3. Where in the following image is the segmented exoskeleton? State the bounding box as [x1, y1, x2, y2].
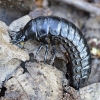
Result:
[10, 16, 91, 90]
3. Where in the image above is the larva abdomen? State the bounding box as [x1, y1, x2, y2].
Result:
[60, 19, 91, 89]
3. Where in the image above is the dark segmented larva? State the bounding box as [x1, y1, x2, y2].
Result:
[10, 16, 91, 90]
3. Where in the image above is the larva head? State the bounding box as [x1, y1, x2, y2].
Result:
[10, 30, 26, 45]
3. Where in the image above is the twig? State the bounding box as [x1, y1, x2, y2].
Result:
[53, 0, 100, 15]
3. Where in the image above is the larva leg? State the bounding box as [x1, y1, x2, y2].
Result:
[34, 42, 49, 63]
[34, 43, 44, 58]
[50, 45, 56, 65]
[38, 37, 49, 62]
[50, 38, 56, 65]
[44, 44, 49, 63]
[35, 37, 49, 62]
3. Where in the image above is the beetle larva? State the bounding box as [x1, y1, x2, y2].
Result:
[10, 16, 91, 90]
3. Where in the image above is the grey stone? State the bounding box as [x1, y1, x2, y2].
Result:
[4, 62, 64, 100]
[80, 83, 100, 100]
[0, 21, 29, 88]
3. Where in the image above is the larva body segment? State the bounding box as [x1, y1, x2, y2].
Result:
[11, 16, 91, 90]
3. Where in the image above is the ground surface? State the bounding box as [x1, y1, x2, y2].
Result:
[0, 0, 100, 100]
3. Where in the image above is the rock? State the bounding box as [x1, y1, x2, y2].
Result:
[0, 59, 21, 90]
[62, 82, 100, 100]
[0, 21, 11, 43]
[80, 83, 100, 100]
[85, 16, 100, 30]
[0, 21, 29, 64]
[9, 15, 31, 31]
[63, 87, 81, 100]
[0, 21, 29, 89]
[83, 16, 100, 39]
[83, 17, 100, 86]
[29, 7, 52, 19]
[3, 62, 64, 100]
[0, 0, 35, 11]
[0, 0, 36, 25]
[87, 59, 100, 85]
[9, 7, 52, 31]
